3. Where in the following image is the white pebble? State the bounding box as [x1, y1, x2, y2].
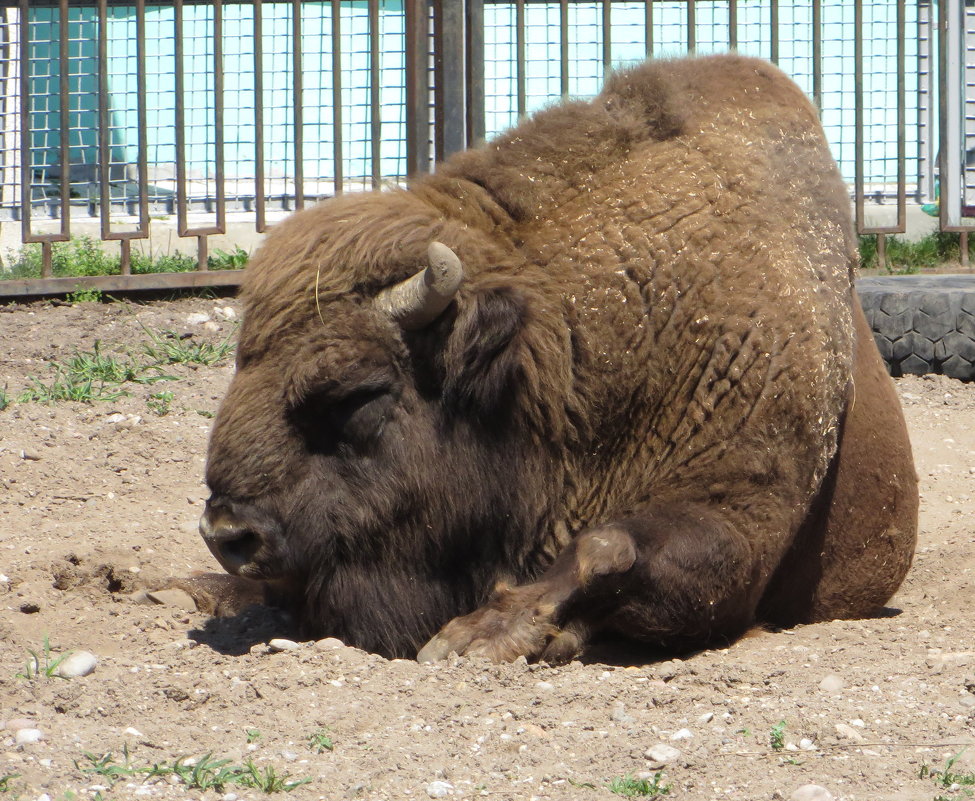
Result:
[56, 651, 98, 678]
[669, 727, 693, 741]
[535, 681, 555, 692]
[268, 638, 300, 652]
[818, 674, 845, 692]
[644, 743, 681, 765]
[426, 780, 455, 798]
[124, 727, 143, 737]
[790, 784, 834, 801]
[186, 312, 211, 325]
[799, 738, 816, 751]
[698, 711, 715, 723]
[835, 723, 864, 741]
[15, 727, 43, 745]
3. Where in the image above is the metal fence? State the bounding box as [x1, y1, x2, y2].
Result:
[0, 0, 971, 297]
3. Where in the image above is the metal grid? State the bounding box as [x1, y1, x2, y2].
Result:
[0, 0, 968, 297]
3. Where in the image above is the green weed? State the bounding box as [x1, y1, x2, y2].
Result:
[77, 750, 309, 794]
[859, 231, 975, 274]
[0, 386, 9, 411]
[147, 390, 175, 416]
[0, 774, 19, 792]
[246, 728, 262, 744]
[920, 750, 975, 797]
[308, 728, 334, 753]
[141, 326, 236, 367]
[769, 720, 787, 751]
[16, 636, 72, 680]
[66, 287, 104, 303]
[209, 246, 249, 270]
[607, 773, 670, 797]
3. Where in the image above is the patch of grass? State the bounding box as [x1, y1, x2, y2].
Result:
[147, 390, 175, 416]
[607, 773, 670, 797]
[0, 774, 19, 792]
[78, 751, 309, 794]
[921, 750, 975, 798]
[769, 720, 787, 752]
[66, 287, 104, 303]
[141, 326, 236, 367]
[0, 386, 9, 411]
[16, 636, 71, 680]
[308, 728, 334, 753]
[18, 342, 175, 405]
[246, 728, 262, 744]
[196, 408, 215, 419]
[3, 236, 249, 282]
[859, 231, 975, 274]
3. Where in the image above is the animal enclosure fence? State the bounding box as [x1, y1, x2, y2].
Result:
[0, 0, 970, 297]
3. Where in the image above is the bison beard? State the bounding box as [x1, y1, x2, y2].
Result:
[184, 54, 918, 662]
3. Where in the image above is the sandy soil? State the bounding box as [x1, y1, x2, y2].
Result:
[1, 297, 973, 801]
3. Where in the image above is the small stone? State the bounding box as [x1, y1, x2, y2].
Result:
[19, 601, 40, 614]
[611, 702, 634, 724]
[818, 674, 845, 692]
[4, 718, 35, 731]
[124, 727, 144, 737]
[644, 743, 681, 766]
[314, 638, 346, 650]
[790, 784, 834, 801]
[186, 312, 211, 325]
[656, 660, 679, 681]
[268, 638, 300, 652]
[15, 728, 43, 745]
[834, 723, 864, 742]
[798, 738, 816, 751]
[535, 681, 555, 692]
[698, 711, 715, 723]
[215, 306, 237, 322]
[670, 728, 693, 741]
[426, 780, 455, 798]
[146, 589, 198, 612]
[129, 590, 155, 606]
[56, 650, 97, 678]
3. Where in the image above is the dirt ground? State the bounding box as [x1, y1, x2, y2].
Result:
[1, 296, 973, 801]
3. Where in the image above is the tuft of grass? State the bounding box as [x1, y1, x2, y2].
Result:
[147, 390, 175, 416]
[246, 728, 262, 744]
[209, 246, 250, 270]
[859, 231, 975, 274]
[308, 728, 334, 753]
[66, 287, 104, 303]
[18, 342, 175, 405]
[141, 326, 236, 367]
[0, 774, 19, 793]
[607, 773, 670, 798]
[920, 750, 975, 797]
[0, 385, 9, 411]
[16, 636, 72, 680]
[77, 750, 309, 794]
[769, 720, 787, 752]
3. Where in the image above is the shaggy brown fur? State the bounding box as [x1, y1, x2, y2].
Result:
[192, 54, 917, 661]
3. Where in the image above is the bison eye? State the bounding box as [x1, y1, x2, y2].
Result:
[291, 388, 394, 455]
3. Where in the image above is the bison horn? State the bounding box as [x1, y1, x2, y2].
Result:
[374, 242, 464, 330]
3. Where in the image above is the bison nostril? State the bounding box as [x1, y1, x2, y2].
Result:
[201, 517, 263, 575]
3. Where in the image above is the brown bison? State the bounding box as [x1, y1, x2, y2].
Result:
[192, 54, 918, 662]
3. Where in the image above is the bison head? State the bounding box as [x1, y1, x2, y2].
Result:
[198, 205, 575, 657]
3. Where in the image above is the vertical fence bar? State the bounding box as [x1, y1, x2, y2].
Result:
[332, 0, 344, 192]
[728, 0, 737, 50]
[18, 0, 71, 279]
[253, 0, 267, 230]
[686, 0, 695, 53]
[812, 0, 821, 112]
[559, 0, 568, 97]
[853, 0, 864, 234]
[404, 0, 428, 178]
[97, 0, 149, 275]
[292, 0, 304, 209]
[466, 0, 485, 146]
[434, 0, 466, 160]
[602, 0, 611, 75]
[369, 0, 381, 187]
[769, 0, 778, 64]
[645, 0, 653, 57]
[174, 0, 225, 271]
[516, 0, 526, 117]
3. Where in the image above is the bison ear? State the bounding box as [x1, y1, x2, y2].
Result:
[441, 285, 528, 419]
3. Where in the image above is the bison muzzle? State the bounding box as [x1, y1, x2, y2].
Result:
[187, 54, 918, 662]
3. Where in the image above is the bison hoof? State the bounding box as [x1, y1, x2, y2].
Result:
[416, 585, 583, 664]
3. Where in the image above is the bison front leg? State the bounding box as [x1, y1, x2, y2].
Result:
[417, 503, 756, 664]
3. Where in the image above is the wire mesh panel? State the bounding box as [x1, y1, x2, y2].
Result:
[0, 0, 968, 296]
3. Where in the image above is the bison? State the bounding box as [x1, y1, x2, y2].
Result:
[190, 54, 918, 662]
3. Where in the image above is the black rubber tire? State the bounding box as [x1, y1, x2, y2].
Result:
[857, 275, 975, 381]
